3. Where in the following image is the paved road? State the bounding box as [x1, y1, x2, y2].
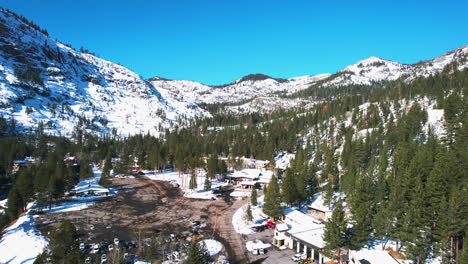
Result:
[247, 227, 297, 264]
[215, 198, 251, 264]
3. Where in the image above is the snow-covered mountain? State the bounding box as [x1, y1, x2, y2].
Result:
[150, 46, 467, 111]
[149, 73, 331, 105]
[0, 8, 209, 136]
[324, 46, 468, 86]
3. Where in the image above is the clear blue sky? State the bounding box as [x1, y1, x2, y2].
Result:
[3, 0, 468, 85]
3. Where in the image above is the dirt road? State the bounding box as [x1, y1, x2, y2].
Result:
[214, 198, 250, 264]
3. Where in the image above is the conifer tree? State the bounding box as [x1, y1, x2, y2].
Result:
[204, 174, 211, 191]
[251, 187, 258, 206]
[186, 241, 210, 264]
[245, 204, 253, 222]
[189, 173, 197, 190]
[349, 172, 375, 249]
[15, 168, 34, 210]
[6, 185, 24, 219]
[323, 200, 349, 263]
[281, 167, 297, 206]
[263, 175, 283, 219]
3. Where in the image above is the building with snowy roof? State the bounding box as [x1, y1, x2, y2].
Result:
[273, 208, 328, 264]
[306, 192, 334, 222]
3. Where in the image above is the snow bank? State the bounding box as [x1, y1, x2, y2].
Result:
[184, 190, 217, 200]
[230, 189, 251, 199]
[246, 240, 272, 252]
[200, 239, 223, 257]
[0, 212, 48, 264]
[232, 197, 266, 234]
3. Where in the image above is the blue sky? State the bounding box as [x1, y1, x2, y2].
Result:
[3, 0, 468, 84]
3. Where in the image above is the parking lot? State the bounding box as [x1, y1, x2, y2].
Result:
[246, 225, 298, 264]
[35, 176, 231, 263]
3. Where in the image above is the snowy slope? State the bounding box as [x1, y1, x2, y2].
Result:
[0, 8, 209, 136]
[150, 73, 331, 104]
[324, 45, 468, 87]
[149, 46, 467, 112]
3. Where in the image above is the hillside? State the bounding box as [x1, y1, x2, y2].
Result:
[0, 8, 209, 136]
[150, 46, 467, 114]
[149, 73, 331, 105]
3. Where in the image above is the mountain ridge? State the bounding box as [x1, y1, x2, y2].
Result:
[0, 8, 209, 136]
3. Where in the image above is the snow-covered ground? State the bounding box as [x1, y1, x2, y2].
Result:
[0, 169, 113, 264]
[230, 189, 251, 200]
[245, 240, 272, 252]
[0, 205, 48, 264]
[0, 198, 7, 214]
[145, 169, 228, 200]
[274, 152, 295, 170]
[200, 239, 223, 257]
[232, 197, 266, 235]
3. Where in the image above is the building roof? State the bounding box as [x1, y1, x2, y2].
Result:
[283, 208, 326, 249]
[307, 192, 333, 213]
[73, 180, 109, 194]
[229, 169, 260, 179]
[276, 223, 289, 232]
[350, 248, 400, 264]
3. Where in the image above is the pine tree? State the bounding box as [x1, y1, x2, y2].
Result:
[79, 159, 93, 179]
[323, 200, 349, 263]
[245, 204, 253, 222]
[204, 174, 211, 191]
[281, 167, 297, 206]
[47, 220, 81, 263]
[263, 175, 283, 219]
[251, 187, 258, 206]
[189, 173, 197, 190]
[349, 172, 375, 249]
[6, 185, 24, 219]
[186, 241, 210, 264]
[15, 168, 34, 211]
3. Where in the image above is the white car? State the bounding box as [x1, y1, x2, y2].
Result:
[91, 244, 100, 254]
[292, 254, 305, 262]
[114, 238, 119, 245]
[108, 244, 114, 251]
[101, 254, 107, 263]
[79, 243, 85, 251]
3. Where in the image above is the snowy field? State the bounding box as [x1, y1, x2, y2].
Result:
[0, 205, 48, 264]
[145, 170, 229, 200]
[0, 169, 114, 264]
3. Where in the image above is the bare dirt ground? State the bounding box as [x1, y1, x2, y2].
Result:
[213, 199, 251, 264]
[36, 175, 250, 263]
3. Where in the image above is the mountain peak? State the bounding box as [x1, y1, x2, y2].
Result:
[235, 73, 286, 83]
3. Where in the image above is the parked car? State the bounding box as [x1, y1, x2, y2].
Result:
[292, 253, 306, 262]
[108, 244, 114, 251]
[191, 220, 201, 226]
[250, 225, 267, 232]
[266, 220, 276, 228]
[101, 254, 107, 263]
[114, 238, 119, 245]
[84, 257, 91, 263]
[79, 243, 85, 251]
[91, 244, 100, 254]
